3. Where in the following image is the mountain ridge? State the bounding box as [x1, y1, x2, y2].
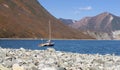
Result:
[73, 12, 120, 39]
[0, 0, 93, 39]
[60, 12, 120, 40]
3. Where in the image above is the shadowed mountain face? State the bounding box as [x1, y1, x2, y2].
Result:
[59, 18, 76, 25]
[0, 0, 93, 39]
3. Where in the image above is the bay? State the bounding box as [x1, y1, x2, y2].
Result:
[0, 39, 120, 55]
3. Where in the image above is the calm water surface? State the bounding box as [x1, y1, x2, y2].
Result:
[0, 40, 120, 55]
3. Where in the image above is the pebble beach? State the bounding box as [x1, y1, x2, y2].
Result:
[0, 47, 120, 70]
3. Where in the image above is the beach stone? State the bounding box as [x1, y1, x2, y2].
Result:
[0, 51, 6, 58]
[47, 48, 55, 52]
[93, 59, 104, 64]
[2, 60, 14, 68]
[3, 56, 17, 67]
[32, 66, 38, 70]
[88, 67, 100, 70]
[0, 64, 9, 70]
[1, 47, 120, 70]
[0, 58, 3, 63]
[12, 63, 24, 70]
[19, 47, 26, 53]
[41, 67, 57, 70]
[57, 67, 66, 70]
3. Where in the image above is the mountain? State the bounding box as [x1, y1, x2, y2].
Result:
[59, 18, 76, 25]
[71, 12, 120, 40]
[0, 0, 93, 39]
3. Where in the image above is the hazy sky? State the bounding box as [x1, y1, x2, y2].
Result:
[38, 0, 120, 20]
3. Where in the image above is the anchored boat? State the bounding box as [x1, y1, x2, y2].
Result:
[39, 20, 54, 47]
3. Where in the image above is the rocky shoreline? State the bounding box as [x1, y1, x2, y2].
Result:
[0, 47, 120, 70]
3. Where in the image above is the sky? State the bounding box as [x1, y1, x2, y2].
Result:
[38, 0, 120, 20]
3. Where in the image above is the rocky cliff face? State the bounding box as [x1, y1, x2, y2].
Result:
[70, 12, 120, 40]
[0, 0, 93, 39]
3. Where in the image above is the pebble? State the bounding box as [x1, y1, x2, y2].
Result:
[0, 48, 120, 70]
[0, 64, 9, 70]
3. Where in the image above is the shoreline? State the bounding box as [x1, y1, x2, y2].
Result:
[0, 38, 94, 40]
[0, 47, 120, 70]
[0, 38, 117, 40]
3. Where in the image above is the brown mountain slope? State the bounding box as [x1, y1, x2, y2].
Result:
[0, 0, 93, 39]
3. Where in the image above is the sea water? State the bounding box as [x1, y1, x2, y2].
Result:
[0, 39, 120, 55]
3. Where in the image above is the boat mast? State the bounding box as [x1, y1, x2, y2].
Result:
[49, 20, 51, 41]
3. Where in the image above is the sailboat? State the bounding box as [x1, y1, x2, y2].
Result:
[39, 20, 54, 47]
